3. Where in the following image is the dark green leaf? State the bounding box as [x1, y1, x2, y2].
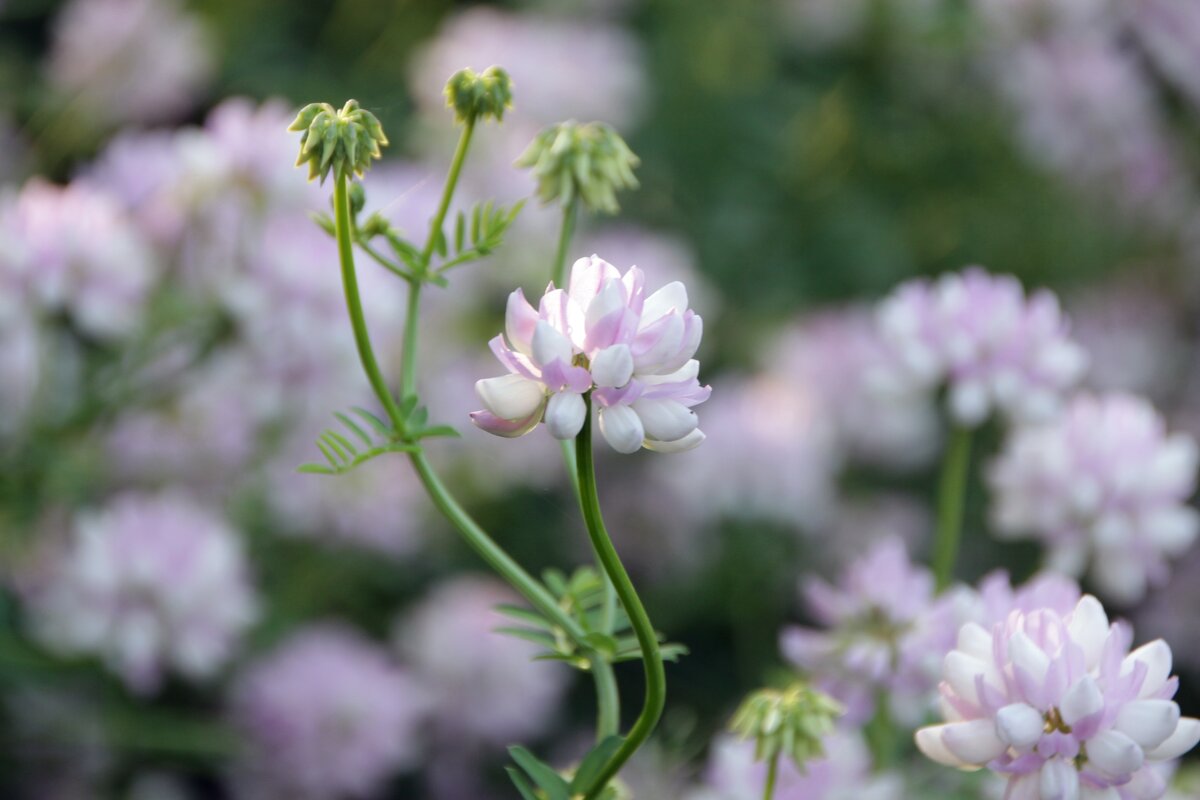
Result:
[506, 767, 540, 800]
[509, 746, 569, 800]
[569, 736, 625, 793]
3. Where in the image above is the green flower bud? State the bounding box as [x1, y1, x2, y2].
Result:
[349, 182, 367, 215]
[444, 66, 514, 125]
[516, 121, 640, 215]
[289, 99, 388, 183]
[730, 680, 843, 771]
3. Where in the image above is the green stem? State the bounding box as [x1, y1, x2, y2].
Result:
[575, 396, 666, 799]
[763, 753, 780, 800]
[549, 198, 622, 743]
[551, 195, 580, 288]
[865, 692, 897, 770]
[933, 425, 973, 592]
[400, 282, 422, 399]
[334, 170, 404, 427]
[408, 451, 586, 642]
[421, 120, 476, 267]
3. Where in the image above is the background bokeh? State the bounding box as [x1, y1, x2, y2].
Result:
[1, 0, 1200, 797]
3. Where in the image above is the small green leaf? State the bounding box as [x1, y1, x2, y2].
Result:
[569, 735, 625, 793]
[583, 632, 619, 659]
[494, 626, 558, 650]
[542, 569, 569, 596]
[351, 406, 393, 438]
[408, 404, 429, 430]
[454, 211, 466, 252]
[433, 226, 448, 258]
[416, 425, 461, 439]
[335, 412, 373, 446]
[506, 767, 540, 800]
[509, 746, 569, 800]
[297, 463, 335, 475]
[327, 430, 359, 457]
[494, 604, 555, 631]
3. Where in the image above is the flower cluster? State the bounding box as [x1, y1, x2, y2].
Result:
[780, 537, 971, 724]
[916, 595, 1200, 799]
[988, 393, 1200, 603]
[874, 267, 1087, 426]
[472, 255, 710, 453]
[25, 493, 258, 693]
[230, 626, 427, 799]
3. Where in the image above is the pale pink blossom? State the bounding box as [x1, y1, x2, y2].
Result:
[916, 595, 1200, 799]
[472, 255, 710, 453]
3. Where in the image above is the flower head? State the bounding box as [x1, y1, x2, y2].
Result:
[874, 267, 1086, 426]
[781, 536, 972, 724]
[471, 255, 710, 454]
[517, 121, 640, 214]
[988, 393, 1199, 603]
[230, 626, 426, 799]
[25, 493, 258, 693]
[916, 595, 1200, 800]
[444, 66, 514, 124]
[289, 99, 388, 182]
[730, 681, 843, 768]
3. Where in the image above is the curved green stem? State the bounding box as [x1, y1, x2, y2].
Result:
[334, 170, 404, 427]
[550, 195, 580, 289]
[408, 451, 585, 642]
[933, 425, 973, 592]
[593, 654, 620, 740]
[762, 754, 780, 800]
[575, 396, 666, 799]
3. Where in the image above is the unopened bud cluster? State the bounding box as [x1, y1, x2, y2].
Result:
[730, 681, 843, 769]
[289, 99, 388, 183]
[517, 121, 639, 214]
[444, 66, 513, 125]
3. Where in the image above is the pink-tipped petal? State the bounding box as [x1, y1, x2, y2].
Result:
[505, 288, 539, 356]
[470, 407, 543, 438]
[475, 374, 545, 421]
[544, 392, 586, 440]
[630, 397, 697, 443]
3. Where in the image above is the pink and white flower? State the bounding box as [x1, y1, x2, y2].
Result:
[916, 595, 1200, 800]
[472, 255, 710, 454]
[874, 267, 1087, 426]
[988, 393, 1199, 604]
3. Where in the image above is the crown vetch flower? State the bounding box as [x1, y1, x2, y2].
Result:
[916, 595, 1200, 800]
[874, 267, 1086, 426]
[25, 492, 257, 693]
[988, 393, 1199, 604]
[780, 537, 971, 724]
[471, 255, 710, 454]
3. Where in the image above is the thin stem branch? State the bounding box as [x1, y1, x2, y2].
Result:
[334, 170, 404, 427]
[408, 451, 585, 642]
[593, 654, 620, 740]
[576, 396, 666, 799]
[933, 425, 973, 592]
[762, 754, 780, 800]
[551, 195, 580, 289]
[356, 238, 416, 282]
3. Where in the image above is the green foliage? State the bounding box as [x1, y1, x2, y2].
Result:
[435, 200, 525, 273]
[296, 401, 458, 476]
[494, 567, 688, 669]
[730, 680, 844, 771]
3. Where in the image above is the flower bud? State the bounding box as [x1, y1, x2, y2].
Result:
[729, 681, 843, 769]
[289, 99, 388, 183]
[444, 66, 514, 125]
[516, 121, 640, 214]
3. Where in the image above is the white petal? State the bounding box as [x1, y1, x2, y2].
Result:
[532, 319, 574, 368]
[944, 651, 987, 707]
[644, 428, 705, 454]
[1114, 700, 1180, 750]
[915, 725, 971, 768]
[1145, 717, 1200, 761]
[1005, 771, 1041, 800]
[640, 358, 699, 386]
[1009, 630, 1050, 685]
[1086, 730, 1144, 777]
[630, 398, 697, 443]
[591, 344, 634, 388]
[640, 281, 688, 325]
[544, 392, 586, 440]
[475, 374, 545, 421]
[585, 279, 628, 340]
[1038, 758, 1080, 800]
[956, 623, 993, 661]
[949, 380, 989, 425]
[1121, 767, 1166, 800]
[941, 718, 1008, 765]
[1061, 675, 1104, 726]
[1067, 595, 1109, 672]
[995, 703, 1044, 749]
[598, 405, 644, 454]
[1122, 640, 1172, 699]
[1078, 788, 1119, 800]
